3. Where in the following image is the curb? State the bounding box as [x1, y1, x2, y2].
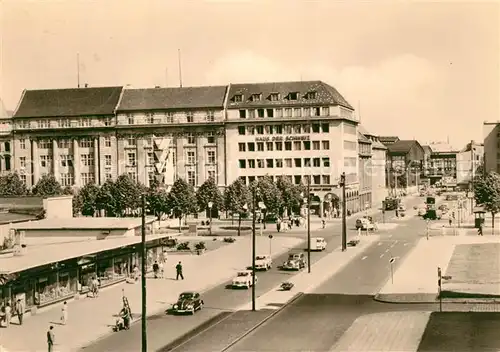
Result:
[373, 293, 500, 304]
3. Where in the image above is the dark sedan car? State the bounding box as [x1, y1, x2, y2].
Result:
[170, 291, 204, 314]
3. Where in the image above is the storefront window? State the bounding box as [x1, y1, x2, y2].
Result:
[79, 263, 96, 293]
[11, 280, 34, 308]
[58, 270, 77, 297]
[113, 255, 129, 279]
[97, 258, 115, 286]
[34, 274, 58, 305]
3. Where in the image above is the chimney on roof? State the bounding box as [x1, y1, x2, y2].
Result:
[84, 83, 89, 88]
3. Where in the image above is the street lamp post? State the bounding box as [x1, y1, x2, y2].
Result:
[426, 219, 430, 240]
[140, 194, 147, 352]
[340, 173, 347, 251]
[249, 192, 257, 311]
[207, 201, 213, 236]
[268, 234, 273, 257]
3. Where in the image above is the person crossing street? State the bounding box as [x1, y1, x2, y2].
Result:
[176, 261, 184, 280]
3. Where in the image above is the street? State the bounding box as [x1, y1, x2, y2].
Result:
[81, 196, 424, 351]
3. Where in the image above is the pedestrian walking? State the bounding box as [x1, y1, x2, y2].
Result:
[449, 218, 452, 227]
[158, 261, 164, 278]
[60, 301, 68, 325]
[4, 303, 11, 327]
[176, 261, 184, 280]
[153, 261, 160, 279]
[15, 299, 24, 325]
[321, 219, 326, 229]
[47, 326, 55, 352]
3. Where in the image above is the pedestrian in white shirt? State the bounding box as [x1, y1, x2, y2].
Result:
[60, 301, 68, 325]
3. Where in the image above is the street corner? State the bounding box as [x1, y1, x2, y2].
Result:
[330, 311, 431, 352]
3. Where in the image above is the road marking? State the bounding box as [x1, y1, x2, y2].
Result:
[380, 253, 385, 258]
[361, 256, 368, 261]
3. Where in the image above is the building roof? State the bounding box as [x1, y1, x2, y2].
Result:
[358, 131, 372, 143]
[0, 98, 10, 120]
[13, 86, 123, 118]
[460, 141, 484, 153]
[372, 140, 388, 150]
[387, 140, 420, 154]
[0, 232, 170, 274]
[378, 136, 400, 145]
[422, 145, 433, 154]
[358, 125, 373, 136]
[429, 142, 458, 153]
[117, 86, 228, 111]
[226, 80, 353, 110]
[13, 216, 156, 231]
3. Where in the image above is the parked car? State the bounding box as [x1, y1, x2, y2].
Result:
[288, 252, 307, 267]
[171, 291, 204, 314]
[253, 255, 272, 270]
[309, 237, 327, 251]
[356, 218, 374, 230]
[232, 270, 257, 289]
[281, 259, 303, 271]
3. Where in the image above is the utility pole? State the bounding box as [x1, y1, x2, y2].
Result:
[340, 172, 347, 251]
[307, 175, 311, 273]
[251, 189, 256, 311]
[141, 194, 147, 352]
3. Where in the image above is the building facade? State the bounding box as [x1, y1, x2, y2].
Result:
[0, 99, 12, 176]
[360, 127, 387, 207]
[357, 131, 372, 211]
[426, 143, 458, 187]
[483, 122, 500, 174]
[456, 141, 484, 189]
[385, 140, 425, 194]
[224, 81, 360, 215]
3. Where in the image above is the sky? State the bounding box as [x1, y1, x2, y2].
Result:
[1, 0, 499, 148]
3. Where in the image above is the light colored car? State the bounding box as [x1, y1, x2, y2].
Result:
[309, 237, 327, 251]
[281, 259, 303, 271]
[254, 255, 272, 270]
[356, 218, 374, 230]
[232, 270, 257, 289]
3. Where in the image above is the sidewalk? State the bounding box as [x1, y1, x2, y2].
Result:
[0, 236, 303, 352]
[375, 235, 500, 303]
[330, 312, 430, 352]
[237, 235, 380, 311]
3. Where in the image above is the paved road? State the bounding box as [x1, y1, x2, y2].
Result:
[81, 196, 422, 352]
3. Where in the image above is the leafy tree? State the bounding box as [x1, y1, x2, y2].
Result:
[72, 193, 83, 216]
[62, 186, 74, 195]
[224, 179, 250, 236]
[196, 177, 223, 217]
[32, 174, 62, 197]
[252, 175, 282, 228]
[474, 171, 500, 230]
[96, 179, 119, 216]
[0, 172, 27, 196]
[146, 178, 170, 221]
[113, 174, 143, 216]
[168, 178, 197, 228]
[277, 177, 305, 217]
[77, 183, 101, 216]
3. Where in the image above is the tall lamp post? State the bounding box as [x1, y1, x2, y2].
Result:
[340, 173, 347, 251]
[207, 201, 213, 236]
[140, 194, 147, 352]
[300, 181, 312, 273]
[249, 192, 257, 311]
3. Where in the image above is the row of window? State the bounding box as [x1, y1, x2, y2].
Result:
[238, 140, 330, 152]
[239, 157, 331, 169]
[124, 111, 216, 125]
[238, 106, 330, 119]
[233, 91, 318, 103]
[237, 123, 329, 136]
[238, 174, 331, 186]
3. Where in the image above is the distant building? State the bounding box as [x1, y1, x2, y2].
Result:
[483, 122, 500, 174]
[0, 98, 12, 176]
[426, 142, 459, 186]
[378, 136, 400, 146]
[385, 140, 425, 193]
[456, 141, 484, 189]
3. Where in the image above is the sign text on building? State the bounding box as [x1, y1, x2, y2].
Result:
[255, 135, 310, 142]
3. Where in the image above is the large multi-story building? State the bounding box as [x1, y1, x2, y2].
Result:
[426, 142, 458, 187]
[456, 140, 484, 190]
[9, 80, 376, 214]
[224, 81, 359, 215]
[359, 127, 387, 207]
[384, 140, 425, 194]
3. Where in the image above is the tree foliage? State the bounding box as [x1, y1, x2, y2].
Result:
[224, 179, 250, 236]
[277, 177, 304, 216]
[252, 175, 282, 227]
[168, 178, 197, 227]
[96, 179, 119, 216]
[32, 174, 62, 197]
[0, 172, 27, 196]
[474, 171, 500, 228]
[146, 178, 170, 221]
[113, 174, 143, 216]
[77, 183, 100, 216]
[196, 177, 223, 213]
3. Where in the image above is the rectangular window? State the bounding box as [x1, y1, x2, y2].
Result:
[312, 107, 320, 116]
[293, 125, 301, 134]
[58, 119, 71, 128]
[276, 159, 283, 168]
[127, 171, 137, 182]
[60, 155, 73, 167]
[60, 173, 74, 187]
[294, 158, 302, 167]
[38, 140, 52, 149]
[207, 170, 216, 181]
[58, 139, 70, 149]
[322, 140, 330, 150]
[285, 142, 292, 151]
[303, 108, 310, 117]
[257, 142, 264, 151]
[303, 124, 311, 133]
[81, 173, 95, 186]
[321, 107, 329, 116]
[186, 112, 194, 123]
[275, 109, 283, 118]
[238, 143, 246, 152]
[293, 141, 301, 151]
[19, 157, 26, 168]
[207, 132, 215, 144]
[293, 108, 301, 117]
[284, 125, 292, 134]
[206, 111, 215, 122]
[38, 120, 50, 128]
[187, 171, 196, 186]
[322, 123, 329, 133]
[81, 154, 94, 166]
[312, 124, 320, 133]
[275, 125, 283, 134]
[266, 159, 274, 168]
[239, 110, 247, 119]
[304, 141, 311, 150]
[145, 113, 154, 124]
[266, 142, 273, 151]
[166, 112, 174, 123]
[266, 109, 274, 118]
[19, 139, 26, 149]
[289, 92, 298, 100]
[147, 152, 154, 165]
[248, 159, 256, 168]
[238, 126, 246, 135]
[313, 141, 320, 150]
[275, 142, 283, 151]
[256, 126, 264, 135]
[125, 136, 136, 147]
[239, 160, 246, 168]
[294, 175, 302, 185]
[270, 93, 279, 101]
[304, 158, 311, 167]
[104, 136, 111, 147]
[322, 157, 330, 167]
[257, 159, 265, 168]
[313, 175, 321, 185]
[313, 158, 320, 167]
[284, 108, 292, 117]
[248, 109, 255, 119]
[186, 133, 195, 145]
[248, 142, 255, 152]
[265, 125, 273, 134]
[322, 175, 330, 184]
[187, 151, 196, 164]
[207, 150, 216, 164]
[247, 125, 255, 135]
[127, 153, 136, 166]
[105, 154, 112, 166]
[127, 114, 134, 125]
[257, 109, 265, 118]
[285, 158, 292, 168]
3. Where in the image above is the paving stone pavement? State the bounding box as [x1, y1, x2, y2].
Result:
[330, 312, 431, 352]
